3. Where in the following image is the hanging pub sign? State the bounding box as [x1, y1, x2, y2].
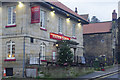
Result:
[50, 33, 71, 40]
[31, 6, 40, 24]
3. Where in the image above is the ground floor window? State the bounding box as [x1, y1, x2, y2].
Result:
[52, 52, 56, 60]
[40, 42, 46, 60]
[6, 68, 13, 76]
[6, 40, 15, 59]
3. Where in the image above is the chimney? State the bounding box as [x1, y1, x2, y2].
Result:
[112, 10, 117, 21]
[75, 7, 78, 13]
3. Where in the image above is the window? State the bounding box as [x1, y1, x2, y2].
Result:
[8, 6, 16, 25]
[40, 42, 46, 60]
[30, 37, 34, 43]
[40, 10, 46, 28]
[6, 68, 13, 76]
[6, 41, 15, 59]
[52, 52, 56, 60]
[101, 39, 105, 43]
[58, 17, 63, 33]
[72, 23, 76, 37]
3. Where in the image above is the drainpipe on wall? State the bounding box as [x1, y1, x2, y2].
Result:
[23, 36, 25, 77]
[0, 1, 2, 80]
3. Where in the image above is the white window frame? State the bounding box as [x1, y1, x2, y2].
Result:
[72, 23, 76, 37]
[7, 6, 16, 25]
[52, 52, 56, 60]
[6, 41, 15, 59]
[40, 10, 46, 29]
[40, 43, 46, 60]
[30, 57, 39, 64]
[58, 17, 63, 33]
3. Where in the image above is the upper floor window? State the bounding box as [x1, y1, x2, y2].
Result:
[8, 6, 16, 25]
[58, 17, 63, 33]
[6, 40, 15, 59]
[72, 23, 76, 37]
[40, 10, 46, 28]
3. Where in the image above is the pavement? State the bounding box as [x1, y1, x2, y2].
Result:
[79, 64, 119, 79]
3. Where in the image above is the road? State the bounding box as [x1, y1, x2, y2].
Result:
[98, 72, 120, 80]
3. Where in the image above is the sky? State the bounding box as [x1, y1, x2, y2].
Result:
[58, 0, 119, 22]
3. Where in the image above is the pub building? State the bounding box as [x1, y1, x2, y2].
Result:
[0, 0, 88, 77]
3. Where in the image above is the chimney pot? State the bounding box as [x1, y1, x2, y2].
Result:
[112, 10, 117, 21]
[75, 7, 78, 13]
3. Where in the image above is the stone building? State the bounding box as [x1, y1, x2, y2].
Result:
[117, 1, 120, 64]
[83, 10, 118, 66]
[0, 0, 88, 78]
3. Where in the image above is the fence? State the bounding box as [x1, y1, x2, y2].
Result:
[84, 55, 113, 67]
[25, 54, 86, 67]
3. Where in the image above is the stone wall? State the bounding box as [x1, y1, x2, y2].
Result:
[2, 2, 83, 56]
[1, 2, 84, 78]
[83, 33, 113, 61]
[2, 37, 24, 77]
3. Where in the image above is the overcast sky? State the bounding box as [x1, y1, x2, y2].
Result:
[58, 0, 119, 22]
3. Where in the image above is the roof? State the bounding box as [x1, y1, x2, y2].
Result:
[1, 0, 88, 23]
[80, 14, 89, 21]
[45, 0, 88, 23]
[83, 21, 112, 34]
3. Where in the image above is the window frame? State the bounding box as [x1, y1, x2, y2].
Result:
[40, 9, 46, 29]
[72, 23, 76, 37]
[6, 41, 15, 59]
[7, 6, 16, 26]
[40, 42, 46, 61]
[58, 17, 63, 34]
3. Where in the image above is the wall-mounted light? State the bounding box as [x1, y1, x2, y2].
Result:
[52, 10, 55, 13]
[66, 14, 69, 17]
[66, 17, 70, 22]
[56, 44, 59, 47]
[18, 2, 24, 8]
[50, 10, 55, 16]
[78, 19, 80, 22]
[78, 22, 81, 27]
[51, 6, 54, 9]
[78, 23, 81, 29]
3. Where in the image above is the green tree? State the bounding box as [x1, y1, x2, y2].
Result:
[57, 40, 73, 66]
